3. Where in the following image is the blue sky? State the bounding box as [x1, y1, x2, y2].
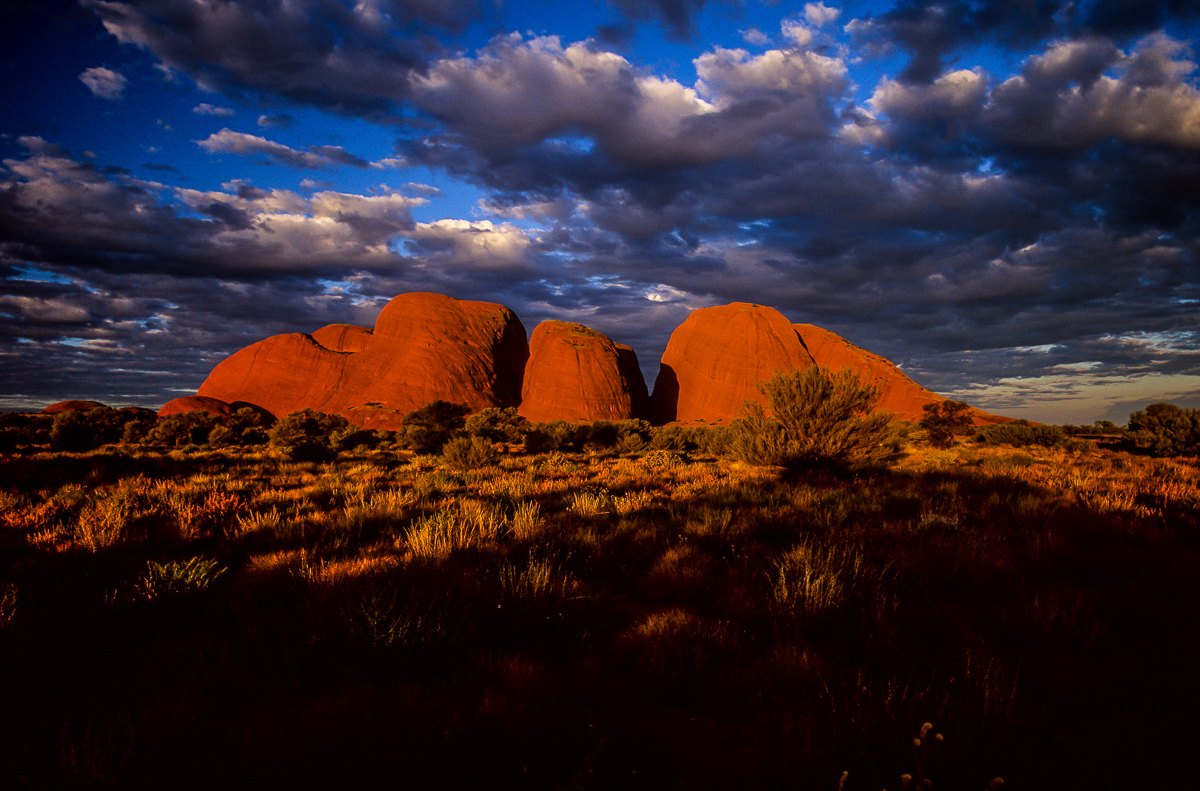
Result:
[1, 0, 1199, 424]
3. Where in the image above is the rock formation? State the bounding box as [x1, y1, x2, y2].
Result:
[792, 324, 943, 422]
[519, 321, 649, 422]
[186, 292, 1011, 429]
[793, 324, 1012, 425]
[158, 395, 274, 423]
[198, 293, 528, 429]
[650, 303, 815, 424]
[41, 400, 107, 414]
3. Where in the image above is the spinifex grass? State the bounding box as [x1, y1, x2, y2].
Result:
[0, 442, 1196, 789]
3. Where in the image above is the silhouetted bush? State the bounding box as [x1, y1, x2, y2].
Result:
[50, 407, 130, 451]
[147, 411, 222, 448]
[521, 427, 556, 454]
[268, 409, 349, 460]
[972, 420, 1067, 448]
[464, 407, 528, 444]
[920, 399, 972, 448]
[0, 412, 53, 452]
[1128, 403, 1200, 457]
[120, 411, 158, 444]
[399, 401, 470, 453]
[442, 435, 499, 471]
[616, 419, 653, 452]
[727, 367, 894, 467]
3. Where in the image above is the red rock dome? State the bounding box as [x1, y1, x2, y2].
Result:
[651, 303, 815, 424]
[41, 400, 107, 414]
[159, 395, 238, 418]
[794, 324, 1012, 425]
[519, 321, 649, 422]
[197, 293, 527, 429]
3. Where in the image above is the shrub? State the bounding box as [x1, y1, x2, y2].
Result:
[465, 407, 528, 444]
[146, 411, 221, 448]
[135, 557, 225, 599]
[50, 407, 126, 451]
[442, 435, 499, 471]
[521, 427, 556, 454]
[728, 367, 894, 467]
[919, 400, 972, 448]
[1128, 403, 1200, 457]
[268, 409, 349, 461]
[401, 401, 470, 453]
[973, 421, 1066, 448]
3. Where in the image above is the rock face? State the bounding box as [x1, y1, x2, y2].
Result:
[792, 324, 943, 422]
[651, 303, 816, 424]
[198, 293, 528, 429]
[794, 324, 1011, 425]
[519, 321, 649, 423]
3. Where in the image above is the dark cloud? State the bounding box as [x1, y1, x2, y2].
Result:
[847, 0, 1200, 84]
[82, 0, 487, 117]
[195, 129, 374, 168]
[604, 0, 717, 40]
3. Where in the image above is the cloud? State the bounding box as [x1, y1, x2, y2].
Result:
[804, 3, 840, 27]
[79, 66, 126, 99]
[408, 34, 848, 177]
[193, 102, 235, 117]
[195, 129, 373, 168]
[603, 0, 714, 40]
[984, 34, 1200, 149]
[82, 0, 485, 117]
[846, 0, 1200, 85]
[258, 114, 297, 129]
[0, 137, 426, 276]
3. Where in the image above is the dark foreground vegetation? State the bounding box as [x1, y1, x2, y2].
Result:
[1, 416, 1199, 789]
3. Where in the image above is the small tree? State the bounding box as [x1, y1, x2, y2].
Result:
[729, 366, 894, 467]
[464, 407, 528, 444]
[401, 401, 470, 453]
[442, 435, 499, 471]
[920, 400, 972, 448]
[268, 409, 349, 461]
[1128, 403, 1200, 457]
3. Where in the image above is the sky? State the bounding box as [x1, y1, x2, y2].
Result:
[1, 0, 1198, 425]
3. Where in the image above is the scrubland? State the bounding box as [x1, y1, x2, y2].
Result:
[1, 436, 1198, 790]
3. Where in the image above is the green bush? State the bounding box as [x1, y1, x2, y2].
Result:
[146, 411, 222, 448]
[50, 407, 127, 451]
[464, 407, 528, 444]
[972, 421, 1067, 448]
[442, 435, 499, 471]
[919, 399, 972, 448]
[1128, 403, 1200, 457]
[727, 367, 894, 467]
[400, 401, 470, 453]
[268, 409, 349, 460]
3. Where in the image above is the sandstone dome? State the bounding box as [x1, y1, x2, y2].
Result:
[41, 400, 108, 414]
[519, 321, 649, 423]
[197, 292, 528, 429]
[650, 303, 815, 424]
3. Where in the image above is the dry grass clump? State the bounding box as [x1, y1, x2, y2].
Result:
[400, 498, 506, 559]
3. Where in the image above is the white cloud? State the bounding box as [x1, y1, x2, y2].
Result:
[741, 27, 770, 47]
[79, 67, 126, 99]
[193, 103, 235, 117]
[804, 3, 841, 27]
[195, 129, 371, 168]
[781, 19, 814, 48]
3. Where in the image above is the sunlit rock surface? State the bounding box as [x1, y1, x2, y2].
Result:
[519, 320, 648, 423]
